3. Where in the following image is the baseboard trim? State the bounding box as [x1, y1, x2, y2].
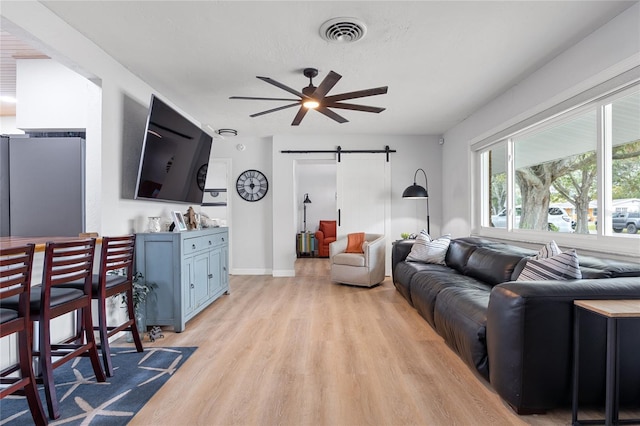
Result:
[272, 269, 295, 277]
[230, 268, 272, 275]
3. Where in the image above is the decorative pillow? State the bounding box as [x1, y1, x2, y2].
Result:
[345, 232, 365, 253]
[517, 249, 582, 281]
[533, 240, 562, 260]
[406, 234, 451, 265]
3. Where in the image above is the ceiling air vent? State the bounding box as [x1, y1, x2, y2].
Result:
[320, 17, 367, 43]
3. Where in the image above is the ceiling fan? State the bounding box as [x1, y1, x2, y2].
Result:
[230, 68, 388, 126]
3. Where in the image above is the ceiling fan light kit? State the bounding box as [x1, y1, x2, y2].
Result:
[230, 67, 388, 126]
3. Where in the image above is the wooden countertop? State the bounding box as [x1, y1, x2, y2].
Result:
[0, 235, 101, 252]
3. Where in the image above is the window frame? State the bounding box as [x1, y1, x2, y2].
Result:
[474, 83, 640, 257]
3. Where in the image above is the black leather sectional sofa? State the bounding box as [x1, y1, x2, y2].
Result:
[391, 236, 640, 414]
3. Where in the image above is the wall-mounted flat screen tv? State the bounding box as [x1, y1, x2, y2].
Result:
[135, 95, 213, 204]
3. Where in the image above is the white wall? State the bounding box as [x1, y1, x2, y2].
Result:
[442, 3, 640, 239]
[16, 59, 90, 131]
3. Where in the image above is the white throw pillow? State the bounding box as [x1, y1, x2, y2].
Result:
[406, 234, 451, 265]
[517, 249, 582, 281]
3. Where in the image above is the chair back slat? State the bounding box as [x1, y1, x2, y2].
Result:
[100, 235, 135, 277]
[0, 244, 35, 329]
[42, 239, 96, 299]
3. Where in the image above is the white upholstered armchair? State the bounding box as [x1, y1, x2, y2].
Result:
[329, 233, 385, 287]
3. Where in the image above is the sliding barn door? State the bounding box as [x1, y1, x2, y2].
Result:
[336, 153, 390, 248]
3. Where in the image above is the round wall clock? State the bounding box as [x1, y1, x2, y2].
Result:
[236, 169, 268, 202]
[196, 164, 207, 191]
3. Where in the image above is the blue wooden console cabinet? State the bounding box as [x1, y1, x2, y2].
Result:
[135, 228, 229, 332]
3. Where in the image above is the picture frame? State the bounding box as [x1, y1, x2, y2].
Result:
[171, 211, 187, 232]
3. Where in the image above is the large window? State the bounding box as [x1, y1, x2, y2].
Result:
[480, 85, 639, 245]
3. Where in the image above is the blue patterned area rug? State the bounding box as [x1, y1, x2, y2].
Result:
[1, 346, 196, 425]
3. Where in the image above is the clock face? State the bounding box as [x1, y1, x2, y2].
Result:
[236, 169, 268, 202]
[196, 164, 207, 191]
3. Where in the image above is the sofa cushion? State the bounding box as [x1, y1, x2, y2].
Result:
[393, 261, 442, 305]
[410, 271, 489, 328]
[464, 247, 525, 286]
[517, 250, 582, 281]
[444, 239, 478, 273]
[433, 286, 491, 380]
[332, 253, 365, 267]
[579, 255, 640, 278]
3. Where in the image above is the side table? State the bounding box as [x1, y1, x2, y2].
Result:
[572, 300, 640, 426]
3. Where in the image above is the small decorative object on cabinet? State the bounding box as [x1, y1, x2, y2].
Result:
[135, 228, 229, 332]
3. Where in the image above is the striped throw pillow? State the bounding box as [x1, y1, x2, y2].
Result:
[517, 249, 582, 281]
[406, 234, 451, 265]
[533, 240, 562, 260]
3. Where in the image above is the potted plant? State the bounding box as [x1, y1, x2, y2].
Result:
[116, 271, 156, 342]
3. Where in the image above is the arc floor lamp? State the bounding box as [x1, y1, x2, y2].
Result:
[402, 168, 430, 234]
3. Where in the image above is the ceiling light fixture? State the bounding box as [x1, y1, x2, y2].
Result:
[302, 100, 320, 109]
[216, 128, 237, 137]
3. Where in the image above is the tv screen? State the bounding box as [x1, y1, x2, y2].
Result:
[135, 95, 213, 204]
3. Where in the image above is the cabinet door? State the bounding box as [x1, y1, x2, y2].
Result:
[221, 246, 229, 292]
[183, 256, 195, 316]
[193, 252, 210, 309]
[208, 247, 222, 296]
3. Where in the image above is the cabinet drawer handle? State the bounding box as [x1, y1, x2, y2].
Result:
[208, 240, 212, 245]
[190, 283, 194, 288]
[208, 274, 213, 279]
[222, 237, 225, 241]
[192, 244, 196, 249]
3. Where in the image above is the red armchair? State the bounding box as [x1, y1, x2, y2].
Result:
[315, 220, 336, 257]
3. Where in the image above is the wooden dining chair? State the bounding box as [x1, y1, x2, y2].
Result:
[3, 239, 106, 419]
[0, 244, 47, 425]
[66, 235, 142, 376]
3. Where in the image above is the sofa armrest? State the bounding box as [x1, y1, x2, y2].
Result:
[487, 278, 640, 413]
[392, 239, 414, 277]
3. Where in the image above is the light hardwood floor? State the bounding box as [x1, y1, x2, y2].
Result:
[126, 259, 632, 426]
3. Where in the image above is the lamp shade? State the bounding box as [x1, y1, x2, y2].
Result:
[402, 184, 428, 198]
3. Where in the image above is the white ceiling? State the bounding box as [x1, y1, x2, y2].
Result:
[7, 1, 638, 137]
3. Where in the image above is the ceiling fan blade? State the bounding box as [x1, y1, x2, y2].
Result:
[250, 102, 300, 118]
[230, 96, 301, 102]
[257, 76, 306, 98]
[291, 106, 309, 126]
[323, 86, 388, 103]
[316, 106, 348, 123]
[326, 103, 386, 113]
[312, 71, 342, 99]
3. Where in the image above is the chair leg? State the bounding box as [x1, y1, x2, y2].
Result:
[19, 326, 47, 425]
[127, 287, 144, 352]
[83, 304, 107, 383]
[39, 317, 59, 420]
[96, 296, 114, 377]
